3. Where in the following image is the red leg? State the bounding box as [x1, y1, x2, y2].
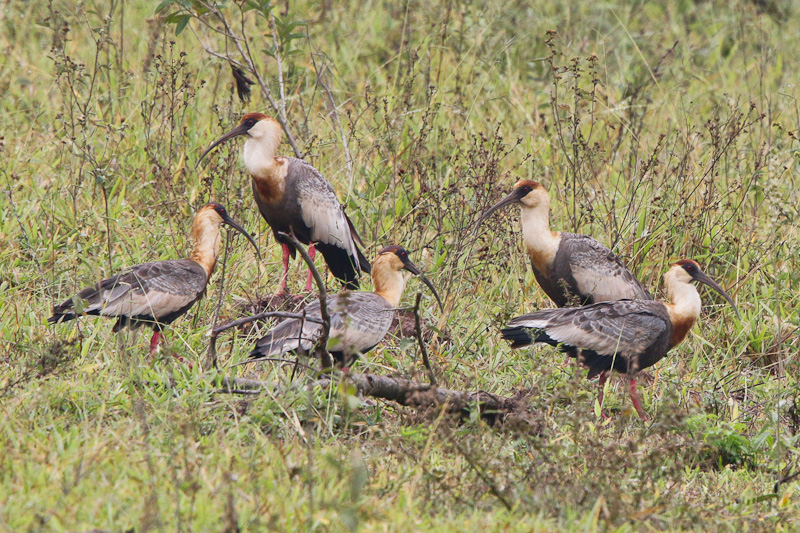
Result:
[149, 331, 163, 357]
[172, 353, 194, 370]
[597, 370, 610, 420]
[305, 245, 317, 292]
[280, 243, 291, 293]
[629, 377, 649, 421]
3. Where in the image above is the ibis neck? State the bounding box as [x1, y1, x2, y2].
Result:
[520, 204, 560, 272]
[664, 274, 701, 347]
[243, 136, 280, 177]
[188, 222, 222, 279]
[373, 269, 407, 307]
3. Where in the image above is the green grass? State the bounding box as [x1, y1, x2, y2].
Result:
[2, 0, 800, 530]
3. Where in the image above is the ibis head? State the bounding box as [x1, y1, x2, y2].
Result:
[373, 245, 443, 311]
[196, 113, 282, 169]
[667, 259, 739, 318]
[195, 203, 261, 262]
[475, 180, 550, 229]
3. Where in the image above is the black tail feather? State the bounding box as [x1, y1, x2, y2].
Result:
[316, 242, 363, 290]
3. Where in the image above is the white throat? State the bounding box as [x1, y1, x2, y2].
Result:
[665, 272, 702, 320]
[242, 122, 282, 177]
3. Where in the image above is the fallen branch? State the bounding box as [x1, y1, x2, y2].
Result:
[214, 373, 539, 427]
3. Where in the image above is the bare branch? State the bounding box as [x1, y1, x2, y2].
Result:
[309, 50, 354, 191]
[278, 231, 333, 371]
[414, 292, 437, 386]
[192, 0, 304, 157]
[206, 310, 324, 369]
[270, 11, 287, 120]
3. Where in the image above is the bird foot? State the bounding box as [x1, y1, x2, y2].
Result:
[172, 353, 194, 370]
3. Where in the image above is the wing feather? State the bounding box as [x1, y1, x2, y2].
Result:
[559, 234, 652, 302]
[286, 158, 360, 259]
[52, 259, 207, 323]
[251, 292, 395, 358]
[508, 301, 668, 358]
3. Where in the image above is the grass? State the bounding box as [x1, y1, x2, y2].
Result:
[2, 0, 800, 530]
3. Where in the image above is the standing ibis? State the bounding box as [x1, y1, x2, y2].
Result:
[501, 259, 739, 420]
[196, 112, 370, 292]
[476, 180, 651, 307]
[246, 245, 442, 369]
[49, 203, 260, 360]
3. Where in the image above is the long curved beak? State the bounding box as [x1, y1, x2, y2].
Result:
[196, 123, 250, 169]
[401, 258, 444, 312]
[693, 270, 740, 319]
[221, 212, 261, 262]
[474, 190, 522, 231]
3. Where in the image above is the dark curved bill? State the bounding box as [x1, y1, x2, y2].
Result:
[221, 212, 262, 262]
[401, 258, 444, 312]
[195, 123, 250, 169]
[693, 270, 740, 319]
[474, 189, 523, 231]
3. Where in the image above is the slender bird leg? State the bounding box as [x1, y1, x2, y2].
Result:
[628, 377, 649, 421]
[304, 245, 317, 292]
[280, 243, 291, 293]
[149, 331, 163, 357]
[597, 370, 610, 420]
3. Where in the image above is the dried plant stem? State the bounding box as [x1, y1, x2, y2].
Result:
[278, 231, 333, 371]
[414, 292, 437, 386]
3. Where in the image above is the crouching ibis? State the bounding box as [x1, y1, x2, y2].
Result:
[246, 245, 442, 370]
[476, 180, 651, 306]
[197, 112, 370, 292]
[501, 259, 739, 420]
[49, 203, 260, 361]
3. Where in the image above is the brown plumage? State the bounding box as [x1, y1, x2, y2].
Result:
[476, 180, 651, 307]
[246, 245, 442, 369]
[49, 203, 260, 359]
[501, 259, 739, 420]
[197, 113, 370, 292]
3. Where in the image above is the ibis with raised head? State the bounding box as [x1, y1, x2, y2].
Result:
[476, 180, 651, 307]
[246, 245, 442, 370]
[197, 112, 370, 292]
[49, 203, 260, 360]
[501, 259, 739, 420]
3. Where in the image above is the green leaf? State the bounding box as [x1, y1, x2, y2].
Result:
[155, 0, 176, 14]
[174, 14, 191, 35]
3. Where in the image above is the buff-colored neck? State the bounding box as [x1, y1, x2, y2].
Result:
[372, 259, 407, 307]
[188, 216, 222, 278]
[663, 269, 701, 347]
[520, 201, 560, 272]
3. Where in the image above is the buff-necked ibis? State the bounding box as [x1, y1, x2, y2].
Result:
[501, 259, 739, 420]
[476, 180, 651, 307]
[49, 203, 260, 360]
[196, 113, 370, 292]
[246, 245, 442, 369]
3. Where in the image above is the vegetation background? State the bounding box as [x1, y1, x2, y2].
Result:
[2, 0, 800, 530]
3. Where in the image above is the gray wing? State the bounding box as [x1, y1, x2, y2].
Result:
[250, 292, 395, 357]
[508, 300, 669, 361]
[558, 233, 652, 302]
[285, 157, 361, 258]
[51, 259, 207, 323]
[326, 292, 395, 354]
